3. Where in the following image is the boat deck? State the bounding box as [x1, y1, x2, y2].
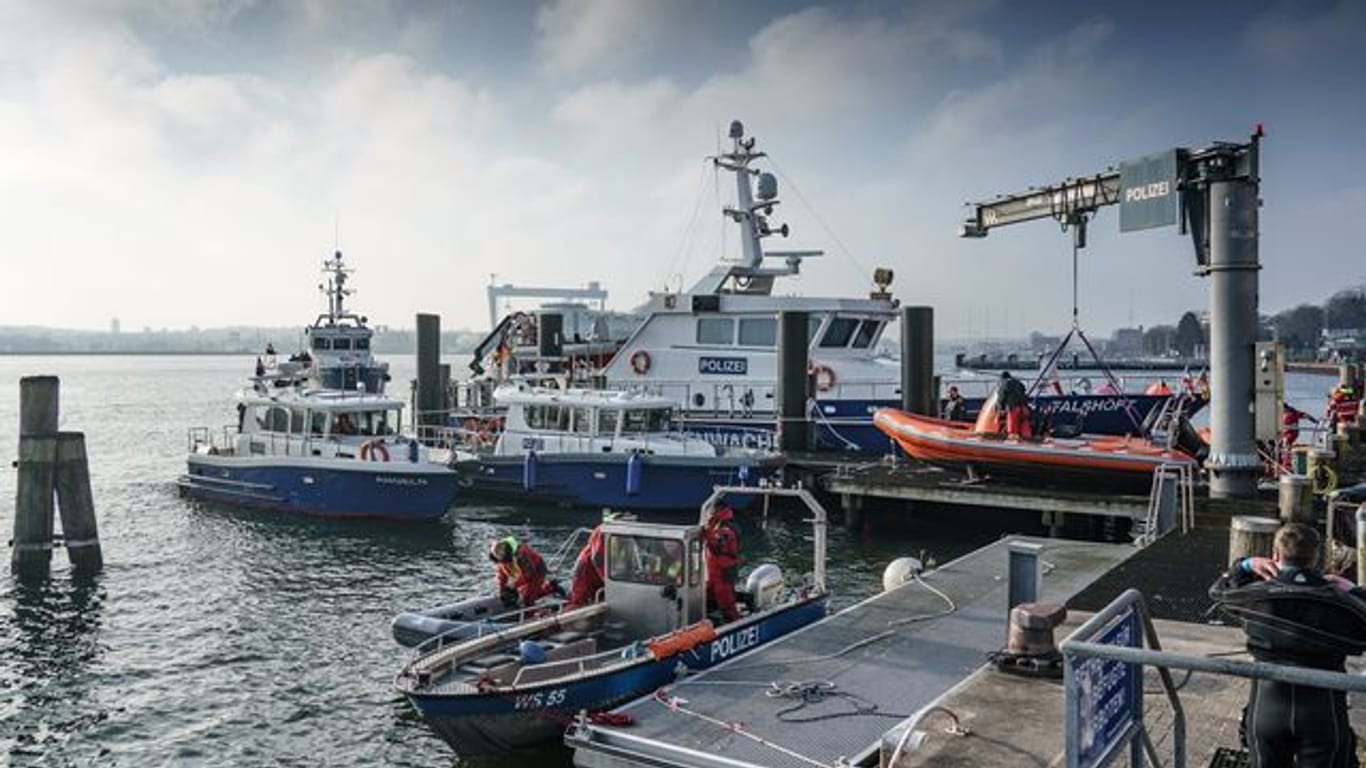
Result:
[568, 536, 1137, 767]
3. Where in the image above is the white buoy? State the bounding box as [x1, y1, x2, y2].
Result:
[882, 557, 924, 592]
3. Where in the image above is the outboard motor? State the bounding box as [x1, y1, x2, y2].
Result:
[741, 563, 785, 611]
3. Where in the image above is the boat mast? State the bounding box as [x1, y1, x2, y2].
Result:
[323, 250, 353, 324]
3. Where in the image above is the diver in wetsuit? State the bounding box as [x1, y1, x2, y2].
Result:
[1209, 522, 1366, 768]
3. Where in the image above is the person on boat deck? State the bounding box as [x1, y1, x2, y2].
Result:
[254, 356, 266, 377]
[995, 371, 1032, 438]
[1209, 523, 1366, 768]
[332, 413, 357, 436]
[941, 386, 968, 422]
[1280, 403, 1315, 449]
[1329, 381, 1361, 431]
[703, 504, 742, 623]
[565, 524, 607, 609]
[489, 536, 563, 608]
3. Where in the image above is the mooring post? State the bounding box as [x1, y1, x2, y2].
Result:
[777, 310, 811, 453]
[415, 313, 442, 443]
[1277, 474, 1314, 525]
[1228, 515, 1278, 565]
[55, 432, 103, 573]
[13, 376, 60, 576]
[1007, 541, 1042, 612]
[900, 306, 935, 416]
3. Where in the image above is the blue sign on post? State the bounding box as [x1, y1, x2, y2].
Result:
[1071, 608, 1141, 768]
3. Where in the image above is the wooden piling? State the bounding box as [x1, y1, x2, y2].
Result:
[12, 435, 57, 576]
[900, 306, 935, 416]
[1227, 515, 1278, 566]
[20, 375, 59, 435]
[777, 311, 811, 453]
[54, 432, 102, 573]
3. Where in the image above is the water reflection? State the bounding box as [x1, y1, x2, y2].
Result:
[2, 574, 108, 761]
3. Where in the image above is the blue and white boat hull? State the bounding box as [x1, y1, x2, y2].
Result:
[402, 594, 827, 756]
[463, 453, 783, 511]
[179, 454, 459, 520]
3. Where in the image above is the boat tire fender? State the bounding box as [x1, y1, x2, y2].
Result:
[630, 350, 651, 375]
[360, 439, 391, 462]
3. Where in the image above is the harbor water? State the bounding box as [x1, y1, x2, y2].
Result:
[0, 354, 1017, 767]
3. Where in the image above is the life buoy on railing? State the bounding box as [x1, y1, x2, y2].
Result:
[630, 350, 652, 375]
[809, 363, 837, 393]
[360, 439, 391, 462]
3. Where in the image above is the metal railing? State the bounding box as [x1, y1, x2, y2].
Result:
[1061, 588, 1366, 768]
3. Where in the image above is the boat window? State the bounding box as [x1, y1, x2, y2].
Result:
[819, 317, 859, 348]
[289, 408, 306, 434]
[696, 318, 734, 345]
[597, 408, 619, 436]
[737, 317, 776, 347]
[524, 405, 545, 430]
[689, 539, 702, 587]
[331, 412, 359, 436]
[309, 411, 327, 436]
[622, 408, 673, 434]
[808, 315, 823, 343]
[572, 407, 593, 435]
[257, 406, 289, 433]
[607, 534, 685, 586]
[851, 320, 881, 349]
[354, 338, 369, 351]
[554, 406, 570, 432]
[333, 337, 352, 351]
[312, 336, 331, 351]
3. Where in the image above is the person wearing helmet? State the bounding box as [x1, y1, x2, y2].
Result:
[703, 504, 742, 622]
[489, 536, 561, 608]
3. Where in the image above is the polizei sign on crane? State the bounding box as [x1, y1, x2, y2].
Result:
[1118, 150, 1179, 232]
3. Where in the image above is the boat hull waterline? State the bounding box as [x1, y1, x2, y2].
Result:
[180, 454, 458, 520]
[403, 595, 827, 756]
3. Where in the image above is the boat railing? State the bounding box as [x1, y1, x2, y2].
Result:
[186, 425, 240, 454]
[507, 641, 632, 688]
[411, 601, 573, 657]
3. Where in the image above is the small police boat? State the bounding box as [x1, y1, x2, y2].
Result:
[455, 383, 783, 510]
[178, 251, 466, 520]
[394, 485, 830, 757]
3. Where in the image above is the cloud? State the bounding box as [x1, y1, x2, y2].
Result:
[534, 0, 681, 77]
[1244, 0, 1366, 60]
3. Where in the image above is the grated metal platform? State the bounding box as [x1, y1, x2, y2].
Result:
[568, 536, 1136, 768]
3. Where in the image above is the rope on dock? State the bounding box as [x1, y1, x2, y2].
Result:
[887, 573, 957, 628]
[651, 689, 833, 768]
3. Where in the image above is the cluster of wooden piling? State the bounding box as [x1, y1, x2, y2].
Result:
[11, 376, 102, 577]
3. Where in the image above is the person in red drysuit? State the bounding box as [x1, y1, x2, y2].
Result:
[565, 524, 607, 609]
[489, 536, 561, 608]
[703, 504, 742, 623]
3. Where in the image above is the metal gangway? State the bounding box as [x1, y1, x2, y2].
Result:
[1060, 588, 1366, 768]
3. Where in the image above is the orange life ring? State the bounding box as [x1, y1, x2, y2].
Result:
[630, 350, 651, 375]
[359, 440, 390, 462]
[810, 363, 837, 393]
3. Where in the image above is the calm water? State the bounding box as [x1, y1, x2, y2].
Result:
[0, 354, 1029, 767]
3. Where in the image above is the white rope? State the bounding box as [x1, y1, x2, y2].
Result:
[887, 574, 957, 628]
[651, 690, 834, 768]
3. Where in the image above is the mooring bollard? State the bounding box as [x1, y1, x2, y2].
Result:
[55, 432, 103, 573]
[1228, 515, 1279, 566]
[1277, 474, 1314, 525]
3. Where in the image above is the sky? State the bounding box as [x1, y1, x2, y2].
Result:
[2, 0, 1364, 339]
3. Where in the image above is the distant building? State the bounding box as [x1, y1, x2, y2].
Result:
[1108, 327, 1144, 357]
[109, 318, 120, 334]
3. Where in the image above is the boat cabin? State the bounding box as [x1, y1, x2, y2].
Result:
[233, 390, 406, 459]
[490, 384, 715, 457]
[600, 518, 706, 639]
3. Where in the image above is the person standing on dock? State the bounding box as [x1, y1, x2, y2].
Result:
[1209, 522, 1366, 768]
[942, 386, 968, 422]
[489, 536, 562, 608]
[703, 504, 742, 622]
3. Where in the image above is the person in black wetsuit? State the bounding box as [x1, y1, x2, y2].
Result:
[1209, 522, 1366, 768]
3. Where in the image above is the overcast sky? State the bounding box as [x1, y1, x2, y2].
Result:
[2, 0, 1363, 339]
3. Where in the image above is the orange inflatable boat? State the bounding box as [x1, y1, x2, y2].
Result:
[873, 406, 1197, 491]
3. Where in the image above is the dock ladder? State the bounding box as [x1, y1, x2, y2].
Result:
[1133, 463, 1195, 546]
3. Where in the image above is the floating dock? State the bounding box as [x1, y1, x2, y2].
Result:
[566, 536, 1137, 767]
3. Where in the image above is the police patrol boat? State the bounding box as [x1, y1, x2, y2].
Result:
[394, 485, 830, 757]
[453, 382, 782, 511]
[463, 120, 1184, 452]
[178, 251, 465, 520]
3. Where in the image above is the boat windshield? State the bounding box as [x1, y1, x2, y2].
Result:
[607, 534, 685, 586]
[621, 408, 673, 435]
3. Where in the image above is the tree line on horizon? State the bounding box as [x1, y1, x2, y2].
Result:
[1138, 287, 1366, 358]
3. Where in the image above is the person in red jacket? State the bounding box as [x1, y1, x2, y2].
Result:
[703, 504, 742, 622]
[565, 524, 606, 609]
[489, 536, 561, 608]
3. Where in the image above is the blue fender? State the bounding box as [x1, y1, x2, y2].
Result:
[522, 450, 538, 491]
[625, 452, 643, 496]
